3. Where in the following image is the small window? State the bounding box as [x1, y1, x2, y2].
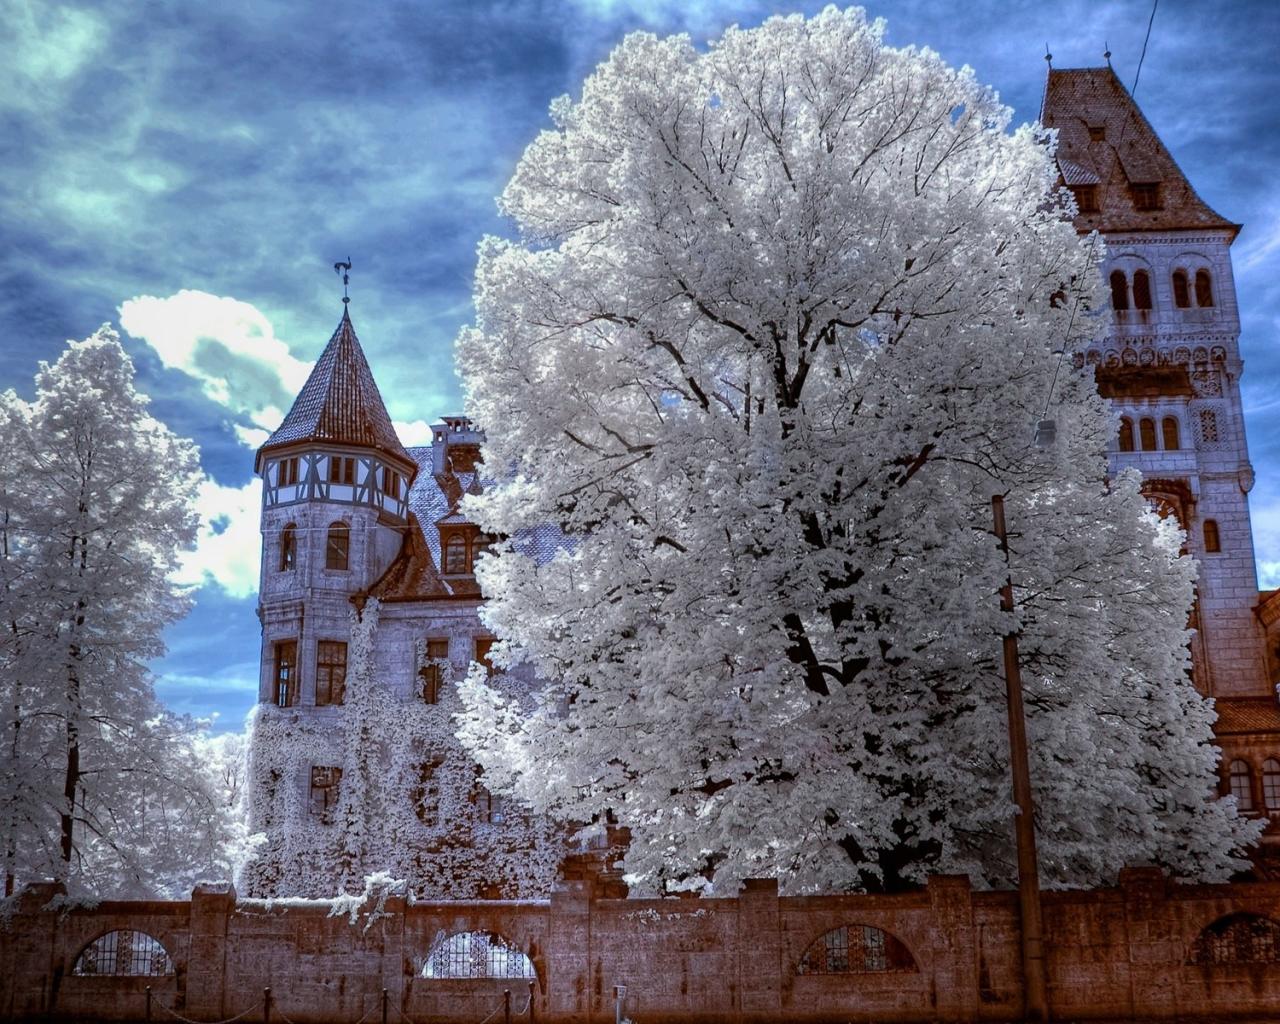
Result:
[1162, 416, 1180, 451]
[1203, 520, 1221, 554]
[316, 640, 347, 705]
[1118, 417, 1135, 452]
[329, 456, 355, 485]
[74, 931, 174, 977]
[1088, 124, 1106, 142]
[1071, 185, 1099, 213]
[1139, 418, 1157, 451]
[1229, 759, 1254, 810]
[420, 637, 450, 704]
[475, 637, 495, 677]
[274, 640, 297, 707]
[309, 766, 342, 823]
[382, 467, 401, 499]
[279, 457, 299, 487]
[1195, 269, 1214, 308]
[1264, 760, 1280, 811]
[1132, 270, 1153, 310]
[326, 522, 350, 571]
[1131, 182, 1161, 211]
[279, 524, 297, 571]
[474, 782, 505, 825]
[444, 535, 467, 574]
[427, 638, 449, 661]
[1200, 408, 1220, 444]
[1172, 270, 1191, 308]
[1109, 270, 1129, 311]
[414, 756, 445, 826]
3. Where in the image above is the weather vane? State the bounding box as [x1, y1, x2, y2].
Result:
[1104, 41, 1112, 67]
[334, 258, 352, 305]
[1044, 43, 1052, 69]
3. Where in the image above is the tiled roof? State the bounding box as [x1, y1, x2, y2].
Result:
[1214, 698, 1280, 736]
[256, 308, 413, 471]
[1041, 67, 1238, 237]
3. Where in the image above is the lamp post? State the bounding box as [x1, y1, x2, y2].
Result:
[991, 493, 1048, 1023]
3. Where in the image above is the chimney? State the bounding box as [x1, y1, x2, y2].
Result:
[431, 416, 485, 476]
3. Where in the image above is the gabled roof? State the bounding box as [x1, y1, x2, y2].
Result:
[1041, 66, 1239, 238]
[255, 308, 413, 471]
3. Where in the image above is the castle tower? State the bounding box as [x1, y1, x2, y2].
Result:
[1042, 67, 1267, 700]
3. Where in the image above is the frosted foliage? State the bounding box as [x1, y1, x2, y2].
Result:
[454, 10, 1261, 894]
[0, 327, 239, 897]
[240, 601, 561, 899]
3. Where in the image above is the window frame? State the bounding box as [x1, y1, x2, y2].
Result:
[326, 521, 350, 571]
[274, 640, 298, 708]
[1139, 417, 1157, 452]
[1109, 270, 1129, 311]
[1161, 416, 1180, 451]
[279, 523, 297, 572]
[1132, 269, 1153, 310]
[444, 534, 468, 575]
[1229, 759, 1255, 811]
[309, 766, 342, 823]
[315, 640, 348, 706]
[1118, 417, 1135, 453]
[1195, 269, 1214, 308]
[1203, 519, 1222, 554]
[1172, 269, 1191, 308]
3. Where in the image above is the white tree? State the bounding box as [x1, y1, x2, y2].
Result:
[0, 327, 234, 897]
[454, 10, 1260, 894]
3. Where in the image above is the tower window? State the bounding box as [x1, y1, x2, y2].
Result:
[1203, 519, 1221, 554]
[382, 468, 401, 499]
[1161, 416, 1180, 451]
[1172, 270, 1191, 308]
[1118, 417, 1135, 453]
[279, 457, 300, 487]
[316, 641, 347, 705]
[1195, 269, 1214, 308]
[1264, 759, 1280, 811]
[1139, 417, 1157, 452]
[420, 639, 449, 704]
[1109, 270, 1129, 311]
[329, 456, 355, 485]
[475, 637, 495, 677]
[279, 524, 297, 571]
[1132, 270, 1153, 310]
[1088, 124, 1106, 142]
[1229, 760, 1255, 811]
[326, 522, 350, 571]
[1131, 182, 1162, 211]
[274, 640, 297, 707]
[309, 766, 342, 823]
[444, 534, 467, 574]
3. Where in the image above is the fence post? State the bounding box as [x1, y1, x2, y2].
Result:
[504, 988, 511, 1024]
[527, 980, 536, 1023]
[264, 987, 272, 1024]
[145, 985, 152, 1023]
[382, 987, 389, 1024]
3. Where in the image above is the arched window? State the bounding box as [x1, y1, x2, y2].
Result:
[74, 931, 174, 976]
[797, 924, 917, 974]
[1264, 759, 1280, 810]
[1109, 270, 1129, 311]
[1229, 759, 1254, 810]
[444, 535, 467, 574]
[1161, 416, 1180, 451]
[326, 522, 350, 571]
[1203, 519, 1221, 553]
[1139, 418, 1157, 451]
[423, 932, 535, 979]
[1118, 417, 1135, 452]
[279, 524, 297, 571]
[1172, 269, 1191, 308]
[1195, 269, 1214, 308]
[1190, 914, 1280, 965]
[1132, 270, 1153, 310]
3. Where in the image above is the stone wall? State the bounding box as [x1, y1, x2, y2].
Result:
[5, 870, 1280, 1023]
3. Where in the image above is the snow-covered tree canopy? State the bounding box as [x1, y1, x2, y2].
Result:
[455, 9, 1258, 894]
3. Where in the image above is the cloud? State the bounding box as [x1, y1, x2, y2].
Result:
[175, 477, 262, 598]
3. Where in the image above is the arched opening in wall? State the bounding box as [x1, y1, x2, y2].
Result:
[1162, 417, 1180, 451]
[1172, 269, 1191, 308]
[74, 930, 174, 976]
[422, 932, 536, 979]
[279, 524, 297, 571]
[1139, 418, 1157, 451]
[1109, 270, 1129, 311]
[1118, 417, 1135, 452]
[1264, 759, 1280, 811]
[796, 924, 918, 975]
[1195, 269, 1215, 308]
[1229, 759, 1255, 810]
[1189, 913, 1280, 965]
[444, 534, 467, 574]
[1132, 269, 1153, 310]
[326, 522, 350, 571]
[1203, 520, 1221, 554]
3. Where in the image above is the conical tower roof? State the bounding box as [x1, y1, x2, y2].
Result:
[1041, 66, 1238, 238]
[255, 308, 413, 472]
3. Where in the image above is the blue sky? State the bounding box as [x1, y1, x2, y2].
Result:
[5, 0, 1279, 732]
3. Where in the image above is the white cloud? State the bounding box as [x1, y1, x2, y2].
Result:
[394, 419, 435, 446]
[120, 290, 311, 444]
[175, 478, 262, 599]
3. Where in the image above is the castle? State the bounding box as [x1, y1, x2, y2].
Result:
[241, 66, 1280, 898]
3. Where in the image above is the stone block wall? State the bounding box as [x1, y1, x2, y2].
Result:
[7, 870, 1280, 1023]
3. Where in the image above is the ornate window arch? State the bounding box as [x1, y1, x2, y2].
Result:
[74, 930, 174, 976]
[1161, 416, 1180, 451]
[1172, 269, 1191, 308]
[1194, 269, 1215, 308]
[1109, 269, 1129, 311]
[423, 932, 535, 979]
[796, 924, 917, 975]
[1132, 269, 1153, 310]
[326, 521, 350, 571]
[279, 523, 297, 572]
[1190, 913, 1280, 965]
[1139, 417, 1157, 451]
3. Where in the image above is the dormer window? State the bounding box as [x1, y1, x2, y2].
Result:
[329, 456, 355, 485]
[1130, 183, 1162, 211]
[1070, 185, 1099, 213]
[444, 534, 467, 574]
[382, 468, 401, 499]
[279, 457, 299, 487]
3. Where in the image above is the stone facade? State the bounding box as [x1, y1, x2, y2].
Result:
[6, 871, 1280, 1023]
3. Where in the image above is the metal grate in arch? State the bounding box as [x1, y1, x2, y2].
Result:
[73, 930, 174, 976]
[422, 931, 535, 979]
[796, 924, 916, 974]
